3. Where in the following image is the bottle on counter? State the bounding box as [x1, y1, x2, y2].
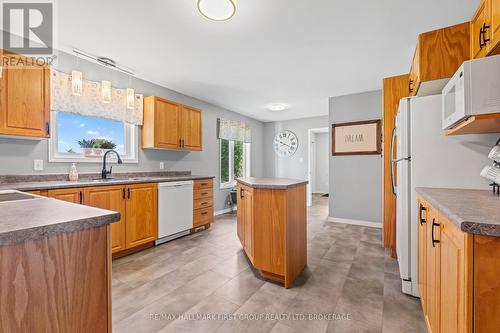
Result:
[69, 163, 79, 181]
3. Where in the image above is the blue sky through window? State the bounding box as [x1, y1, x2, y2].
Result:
[57, 112, 125, 154]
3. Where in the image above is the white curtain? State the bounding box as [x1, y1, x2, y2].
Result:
[50, 69, 144, 125]
[217, 118, 251, 143]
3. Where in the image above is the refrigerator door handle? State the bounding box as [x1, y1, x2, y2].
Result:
[390, 127, 397, 197]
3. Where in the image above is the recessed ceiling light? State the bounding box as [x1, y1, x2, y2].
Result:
[197, 0, 236, 22]
[267, 103, 289, 112]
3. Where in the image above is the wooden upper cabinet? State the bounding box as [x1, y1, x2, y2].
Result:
[409, 22, 470, 96]
[125, 183, 158, 249]
[471, 0, 500, 58]
[0, 52, 50, 138]
[84, 186, 127, 253]
[180, 105, 202, 151]
[142, 96, 203, 151]
[47, 188, 83, 204]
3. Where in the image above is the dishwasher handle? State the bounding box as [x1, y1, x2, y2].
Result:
[158, 181, 194, 188]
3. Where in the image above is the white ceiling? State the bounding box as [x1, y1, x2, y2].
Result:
[57, 0, 478, 122]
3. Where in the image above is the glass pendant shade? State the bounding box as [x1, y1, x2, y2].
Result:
[197, 0, 236, 22]
[126, 88, 135, 109]
[71, 70, 83, 96]
[101, 80, 112, 103]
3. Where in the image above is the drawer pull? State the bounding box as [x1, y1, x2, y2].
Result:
[201, 192, 208, 195]
[201, 212, 208, 215]
[431, 218, 440, 247]
[202, 202, 208, 205]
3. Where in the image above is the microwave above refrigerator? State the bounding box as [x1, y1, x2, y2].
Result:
[442, 54, 500, 130]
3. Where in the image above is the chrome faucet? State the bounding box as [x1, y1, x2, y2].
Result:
[101, 150, 123, 179]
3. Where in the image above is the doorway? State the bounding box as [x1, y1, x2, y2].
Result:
[307, 127, 329, 206]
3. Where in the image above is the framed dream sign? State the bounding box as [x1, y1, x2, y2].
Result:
[332, 120, 381, 156]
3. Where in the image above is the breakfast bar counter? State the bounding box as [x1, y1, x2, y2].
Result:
[236, 177, 307, 288]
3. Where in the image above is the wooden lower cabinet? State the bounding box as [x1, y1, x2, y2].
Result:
[417, 196, 497, 333]
[83, 183, 157, 255]
[84, 185, 127, 253]
[48, 188, 83, 204]
[192, 179, 214, 228]
[125, 183, 158, 248]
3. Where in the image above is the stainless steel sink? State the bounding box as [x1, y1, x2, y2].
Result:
[0, 191, 37, 202]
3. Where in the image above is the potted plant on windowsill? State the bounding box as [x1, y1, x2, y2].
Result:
[92, 139, 116, 156]
[78, 139, 95, 157]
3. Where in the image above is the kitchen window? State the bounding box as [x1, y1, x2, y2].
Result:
[220, 139, 251, 189]
[49, 112, 138, 163]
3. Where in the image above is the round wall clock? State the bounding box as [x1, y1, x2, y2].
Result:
[273, 130, 298, 157]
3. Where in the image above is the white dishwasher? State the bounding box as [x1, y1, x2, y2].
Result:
[156, 181, 193, 245]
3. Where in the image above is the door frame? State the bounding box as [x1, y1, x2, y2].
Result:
[307, 127, 329, 206]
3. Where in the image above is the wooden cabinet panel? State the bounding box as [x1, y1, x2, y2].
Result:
[382, 74, 410, 257]
[237, 185, 244, 244]
[27, 190, 47, 196]
[0, 52, 50, 138]
[48, 188, 83, 204]
[491, 0, 500, 53]
[194, 178, 213, 190]
[425, 205, 441, 333]
[243, 188, 254, 262]
[125, 183, 158, 248]
[439, 214, 468, 333]
[193, 206, 213, 228]
[194, 188, 213, 200]
[409, 22, 469, 95]
[157, 98, 181, 149]
[417, 198, 428, 313]
[471, 0, 491, 59]
[180, 105, 202, 151]
[84, 186, 127, 253]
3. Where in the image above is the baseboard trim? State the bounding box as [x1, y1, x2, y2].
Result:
[215, 208, 237, 216]
[327, 216, 382, 229]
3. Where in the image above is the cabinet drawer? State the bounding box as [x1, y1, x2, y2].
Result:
[193, 206, 213, 227]
[194, 188, 213, 200]
[194, 197, 213, 210]
[194, 178, 213, 190]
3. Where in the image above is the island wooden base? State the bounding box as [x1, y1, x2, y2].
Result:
[237, 181, 307, 288]
[0, 225, 112, 332]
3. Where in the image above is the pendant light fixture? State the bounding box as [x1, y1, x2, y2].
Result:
[126, 88, 135, 109]
[196, 0, 236, 22]
[71, 70, 83, 96]
[101, 80, 112, 103]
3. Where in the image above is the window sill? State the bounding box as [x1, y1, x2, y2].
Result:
[220, 182, 236, 190]
[48, 156, 138, 164]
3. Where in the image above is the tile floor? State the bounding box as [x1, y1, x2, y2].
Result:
[112, 195, 426, 333]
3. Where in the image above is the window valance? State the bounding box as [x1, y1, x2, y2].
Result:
[50, 69, 144, 125]
[217, 118, 251, 143]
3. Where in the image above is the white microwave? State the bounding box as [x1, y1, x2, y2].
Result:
[442, 54, 500, 130]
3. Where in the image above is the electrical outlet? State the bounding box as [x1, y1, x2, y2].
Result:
[159, 162, 165, 170]
[33, 160, 44, 171]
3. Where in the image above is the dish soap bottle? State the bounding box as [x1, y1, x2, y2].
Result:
[69, 163, 79, 181]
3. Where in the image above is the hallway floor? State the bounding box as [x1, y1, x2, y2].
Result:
[112, 195, 425, 333]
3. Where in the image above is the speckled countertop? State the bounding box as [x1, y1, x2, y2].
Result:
[237, 177, 308, 189]
[0, 190, 120, 245]
[0, 172, 214, 192]
[416, 188, 500, 237]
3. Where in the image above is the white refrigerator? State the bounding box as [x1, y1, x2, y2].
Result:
[391, 94, 496, 297]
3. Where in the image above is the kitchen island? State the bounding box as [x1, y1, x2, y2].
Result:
[236, 177, 307, 288]
[0, 190, 120, 332]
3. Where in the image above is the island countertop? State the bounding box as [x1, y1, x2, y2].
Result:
[236, 177, 308, 189]
[416, 187, 500, 237]
[0, 191, 120, 245]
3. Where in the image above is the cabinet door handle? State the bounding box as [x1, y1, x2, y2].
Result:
[240, 188, 244, 198]
[79, 191, 83, 204]
[122, 188, 126, 200]
[46, 122, 50, 136]
[409, 79, 414, 93]
[431, 218, 440, 247]
[127, 188, 131, 199]
[419, 204, 427, 225]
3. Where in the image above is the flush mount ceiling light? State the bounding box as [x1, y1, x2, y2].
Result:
[267, 103, 289, 112]
[196, 0, 236, 22]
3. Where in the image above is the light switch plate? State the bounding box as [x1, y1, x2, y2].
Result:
[159, 162, 165, 170]
[33, 159, 44, 171]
